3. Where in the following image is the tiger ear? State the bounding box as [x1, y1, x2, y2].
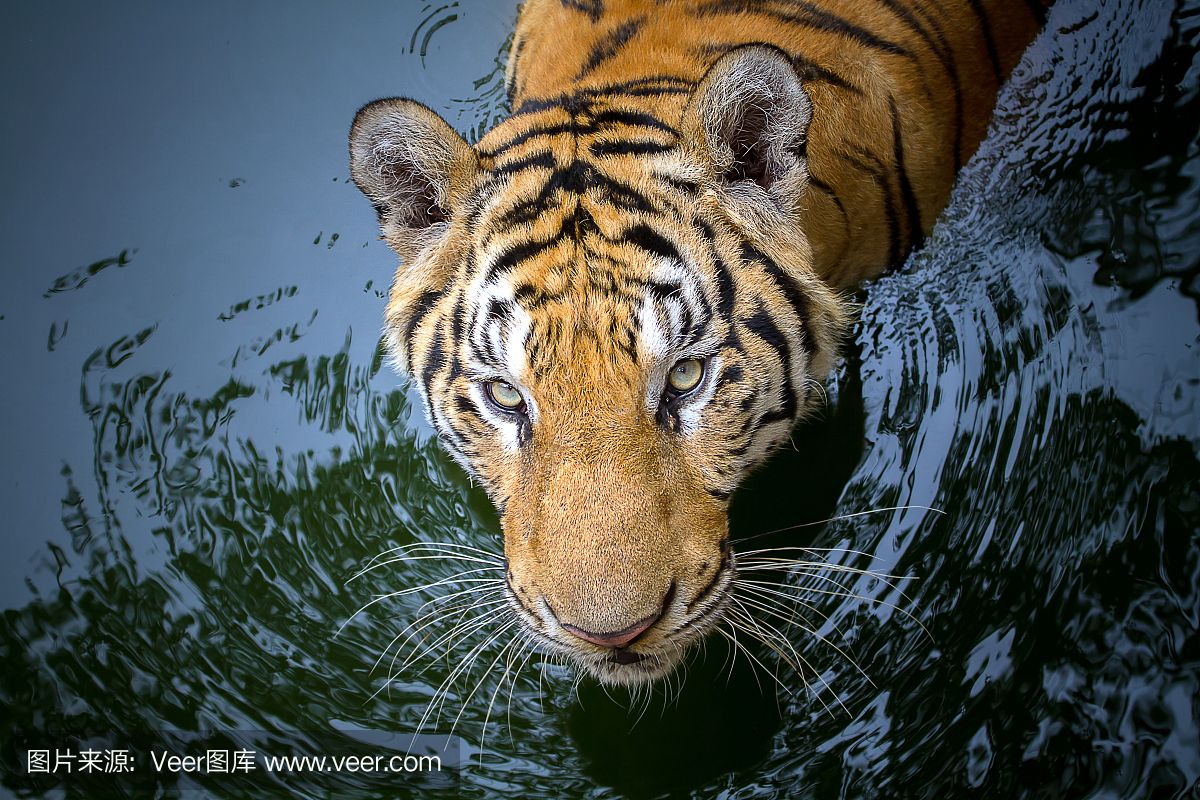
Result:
[682, 45, 812, 210]
[349, 98, 479, 260]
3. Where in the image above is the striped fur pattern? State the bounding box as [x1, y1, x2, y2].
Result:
[350, 0, 1043, 686]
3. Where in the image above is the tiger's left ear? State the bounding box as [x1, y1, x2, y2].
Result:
[682, 45, 812, 211]
[349, 98, 479, 262]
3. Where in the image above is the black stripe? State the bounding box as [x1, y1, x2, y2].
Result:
[485, 106, 675, 157]
[492, 150, 557, 175]
[645, 279, 684, 305]
[481, 123, 575, 156]
[697, 42, 861, 94]
[877, 0, 964, 172]
[485, 296, 514, 328]
[583, 75, 696, 94]
[449, 292, 465, 355]
[420, 318, 447, 393]
[584, 82, 694, 99]
[741, 243, 815, 359]
[453, 394, 484, 423]
[561, 0, 604, 22]
[500, 163, 662, 221]
[808, 174, 850, 239]
[718, 364, 744, 388]
[692, 0, 912, 59]
[499, 166, 576, 225]
[484, 224, 571, 281]
[402, 288, 444, 372]
[743, 306, 797, 422]
[589, 108, 677, 135]
[559, 160, 597, 194]
[589, 139, 675, 157]
[657, 174, 701, 196]
[840, 148, 901, 268]
[511, 94, 588, 117]
[713, 255, 736, 320]
[624, 225, 681, 262]
[889, 96, 924, 254]
[686, 552, 730, 610]
[592, 172, 658, 213]
[965, 0, 1003, 86]
[577, 16, 646, 79]
[696, 220, 737, 322]
[789, 51, 862, 94]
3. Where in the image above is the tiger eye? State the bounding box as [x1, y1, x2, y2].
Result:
[667, 358, 704, 394]
[486, 380, 525, 411]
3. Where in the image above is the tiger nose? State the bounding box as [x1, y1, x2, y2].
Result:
[560, 609, 663, 648]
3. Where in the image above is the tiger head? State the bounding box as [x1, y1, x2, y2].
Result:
[350, 47, 849, 686]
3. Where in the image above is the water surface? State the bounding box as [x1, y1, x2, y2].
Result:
[1, 1, 1197, 798]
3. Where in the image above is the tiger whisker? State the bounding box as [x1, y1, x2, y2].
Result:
[349, 553, 504, 582]
[382, 595, 510, 680]
[369, 593, 498, 679]
[736, 561, 919, 605]
[337, 574, 505, 635]
[734, 505, 946, 544]
[365, 602, 507, 707]
[453, 627, 524, 755]
[401, 602, 512, 678]
[733, 579, 862, 652]
[715, 622, 796, 701]
[360, 540, 505, 570]
[734, 556, 910, 583]
[417, 616, 520, 739]
[482, 630, 533, 762]
[733, 588, 876, 690]
[726, 602, 841, 718]
[506, 636, 538, 749]
[737, 574, 932, 639]
[735, 559, 921, 609]
[374, 587, 506, 671]
[804, 376, 830, 407]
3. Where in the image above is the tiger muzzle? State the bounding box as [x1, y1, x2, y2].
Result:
[502, 444, 720, 653]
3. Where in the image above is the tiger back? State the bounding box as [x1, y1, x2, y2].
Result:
[349, 0, 1045, 686]
[507, 0, 1043, 286]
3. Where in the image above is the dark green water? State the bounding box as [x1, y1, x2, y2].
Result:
[1, 1, 1197, 798]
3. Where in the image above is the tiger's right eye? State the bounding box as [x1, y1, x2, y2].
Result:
[485, 380, 526, 413]
[666, 358, 704, 395]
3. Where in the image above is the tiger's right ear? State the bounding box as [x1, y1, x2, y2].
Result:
[682, 45, 812, 213]
[349, 98, 478, 261]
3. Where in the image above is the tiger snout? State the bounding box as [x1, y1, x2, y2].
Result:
[501, 449, 731, 684]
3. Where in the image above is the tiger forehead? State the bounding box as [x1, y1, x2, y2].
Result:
[471, 230, 703, 379]
[477, 94, 684, 164]
[472, 95, 697, 222]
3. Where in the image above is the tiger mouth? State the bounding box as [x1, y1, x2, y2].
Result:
[609, 648, 647, 665]
[505, 567, 735, 686]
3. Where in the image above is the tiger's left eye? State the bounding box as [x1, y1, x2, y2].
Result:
[666, 358, 704, 394]
[486, 380, 526, 412]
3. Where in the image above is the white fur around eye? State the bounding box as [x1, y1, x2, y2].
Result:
[677, 355, 722, 435]
[668, 358, 704, 392]
[487, 380, 524, 409]
[468, 382, 525, 452]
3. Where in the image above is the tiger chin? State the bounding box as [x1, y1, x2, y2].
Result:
[348, 0, 1043, 687]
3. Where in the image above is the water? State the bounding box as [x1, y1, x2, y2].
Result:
[1, 1, 1197, 797]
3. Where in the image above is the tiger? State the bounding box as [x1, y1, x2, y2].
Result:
[348, 0, 1045, 687]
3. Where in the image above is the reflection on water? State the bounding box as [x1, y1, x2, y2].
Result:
[1, 0, 1198, 798]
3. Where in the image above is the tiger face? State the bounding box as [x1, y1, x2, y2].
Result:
[350, 46, 848, 685]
